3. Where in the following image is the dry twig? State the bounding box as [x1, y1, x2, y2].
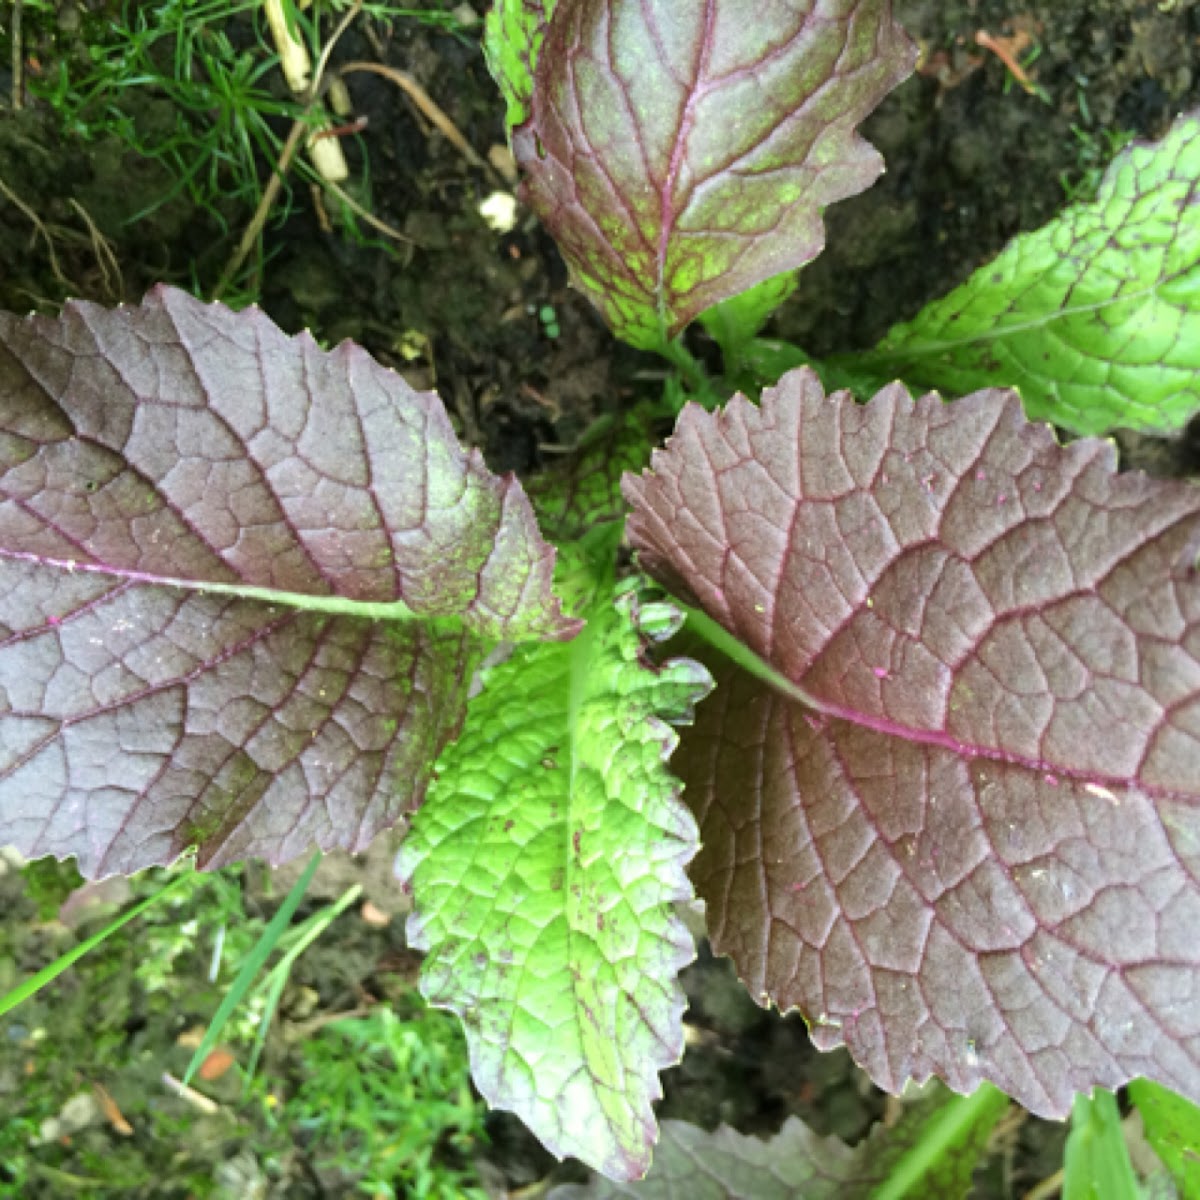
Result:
[1023, 1167, 1065, 1200]
[975, 29, 1038, 95]
[213, 118, 308, 299]
[322, 176, 415, 246]
[160, 1072, 220, 1115]
[10, 0, 23, 109]
[0, 176, 68, 287]
[214, 0, 364, 298]
[68, 199, 123, 300]
[338, 60, 504, 187]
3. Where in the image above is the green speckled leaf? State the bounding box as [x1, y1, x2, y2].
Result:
[485, 0, 557, 132]
[859, 111, 1200, 436]
[549, 1082, 1008, 1198]
[397, 531, 712, 1181]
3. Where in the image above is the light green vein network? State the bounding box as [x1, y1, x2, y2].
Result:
[858, 113, 1200, 436]
[397, 528, 712, 1180]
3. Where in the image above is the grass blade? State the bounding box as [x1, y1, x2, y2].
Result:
[1063, 1089, 1141, 1200]
[241, 881, 365, 1086]
[182, 850, 321, 1086]
[0, 870, 194, 1018]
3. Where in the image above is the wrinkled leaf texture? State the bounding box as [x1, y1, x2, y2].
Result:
[0, 288, 574, 879]
[550, 1082, 1008, 1199]
[624, 367, 1200, 1119]
[515, 0, 915, 349]
[860, 111, 1200, 437]
[399, 537, 712, 1181]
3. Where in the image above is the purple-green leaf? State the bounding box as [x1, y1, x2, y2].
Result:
[624, 367, 1200, 1118]
[0, 287, 575, 879]
[514, 0, 915, 350]
[399, 559, 710, 1180]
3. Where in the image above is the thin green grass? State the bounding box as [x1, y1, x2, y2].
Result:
[290, 1002, 490, 1199]
[0, 867, 195, 1018]
[181, 849, 321, 1086]
[23, 0, 464, 294]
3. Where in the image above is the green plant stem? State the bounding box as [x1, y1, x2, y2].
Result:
[263, 880, 363, 981]
[241, 880, 363, 1083]
[245, 960, 289, 1080]
[682, 605, 810, 703]
[657, 336, 707, 393]
[0, 869, 196, 1017]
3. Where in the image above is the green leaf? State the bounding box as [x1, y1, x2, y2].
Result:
[527, 405, 659, 543]
[1130, 1080, 1200, 1196]
[549, 1082, 1008, 1198]
[736, 336, 892, 397]
[484, 0, 556, 133]
[698, 272, 798, 370]
[867, 1084, 1009, 1200]
[856, 111, 1200, 436]
[1064, 1090, 1141, 1200]
[397, 529, 712, 1180]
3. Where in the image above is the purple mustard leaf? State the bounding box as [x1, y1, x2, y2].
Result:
[623, 367, 1200, 1118]
[514, 0, 915, 350]
[0, 287, 576, 879]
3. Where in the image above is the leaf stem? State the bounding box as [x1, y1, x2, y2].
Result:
[681, 605, 809, 705]
[657, 336, 707, 393]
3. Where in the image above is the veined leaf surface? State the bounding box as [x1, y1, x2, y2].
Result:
[399, 534, 712, 1180]
[859, 112, 1200, 436]
[515, 0, 915, 350]
[0, 288, 574, 878]
[485, 0, 557, 132]
[624, 367, 1200, 1118]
